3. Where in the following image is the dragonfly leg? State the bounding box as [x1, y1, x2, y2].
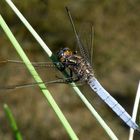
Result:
[72, 76, 80, 82]
[66, 69, 80, 82]
[56, 65, 80, 83]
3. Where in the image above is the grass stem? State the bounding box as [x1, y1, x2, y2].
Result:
[4, 104, 23, 140]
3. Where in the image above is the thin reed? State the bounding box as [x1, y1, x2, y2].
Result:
[4, 104, 23, 140]
[129, 81, 140, 140]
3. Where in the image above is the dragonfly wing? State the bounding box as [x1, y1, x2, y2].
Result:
[0, 78, 70, 91]
[0, 59, 59, 68]
[78, 22, 95, 66]
[66, 7, 90, 62]
[0, 59, 76, 69]
[89, 25, 94, 66]
[88, 77, 140, 131]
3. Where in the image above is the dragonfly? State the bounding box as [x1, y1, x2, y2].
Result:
[0, 7, 140, 131]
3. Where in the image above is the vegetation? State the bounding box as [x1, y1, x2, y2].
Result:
[0, 0, 140, 139]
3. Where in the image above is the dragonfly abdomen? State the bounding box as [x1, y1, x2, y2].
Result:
[88, 77, 140, 131]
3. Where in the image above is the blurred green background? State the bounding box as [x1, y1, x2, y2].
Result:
[0, 0, 140, 139]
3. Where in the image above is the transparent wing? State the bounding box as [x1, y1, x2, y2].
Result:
[66, 7, 90, 62]
[0, 77, 76, 91]
[90, 25, 94, 66]
[0, 59, 56, 68]
[66, 7, 94, 66]
[79, 22, 94, 66]
[0, 59, 77, 69]
[88, 77, 140, 131]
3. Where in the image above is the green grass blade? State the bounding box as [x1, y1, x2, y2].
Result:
[0, 15, 79, 140]
[3, 104, 23, 140]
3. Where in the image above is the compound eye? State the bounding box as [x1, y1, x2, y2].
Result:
[64, 50, 72, 56]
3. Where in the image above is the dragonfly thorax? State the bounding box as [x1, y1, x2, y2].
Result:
[67, 55, 94, 82]
[57, 48, 94, 82]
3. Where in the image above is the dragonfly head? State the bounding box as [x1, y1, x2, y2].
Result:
[57, 48, 73, 63]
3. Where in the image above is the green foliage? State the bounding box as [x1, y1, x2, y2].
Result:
[4, 104, 23, 140]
